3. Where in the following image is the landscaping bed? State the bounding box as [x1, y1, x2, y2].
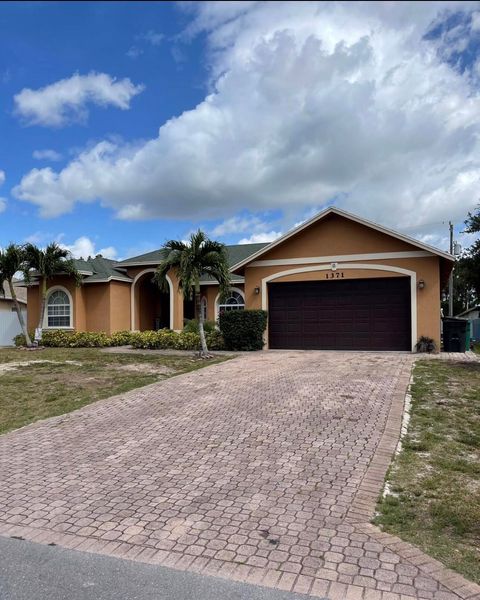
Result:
[375, 359, 480, 584]
[0, 347, 231, 434]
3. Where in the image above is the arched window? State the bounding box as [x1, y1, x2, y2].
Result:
[46, 289, 72, 328]
[200, 297, 208, 321]
[218, 290, 245, 315]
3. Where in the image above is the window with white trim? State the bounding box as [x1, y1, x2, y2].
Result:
[218, 291, 245, 314]
[47, 290, 71, 328]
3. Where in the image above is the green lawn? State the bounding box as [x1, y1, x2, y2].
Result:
[0, 347, 231, 435]
[375, 359, 480, 584]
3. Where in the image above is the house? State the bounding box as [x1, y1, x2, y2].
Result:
[0, 280, 27, 346]
[456, 306, 480, 343]
[456, 306, 480, 321]
[26, 207, 454, 351]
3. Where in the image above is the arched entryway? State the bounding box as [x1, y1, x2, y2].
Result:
[131, 269, 173, 331]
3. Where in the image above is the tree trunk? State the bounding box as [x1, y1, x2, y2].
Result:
[196, 283, 208, 356]
[36, 277, 47, 343]
[8, 279, 32, 347]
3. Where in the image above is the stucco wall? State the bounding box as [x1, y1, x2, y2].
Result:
[109, 281, 131, 332]
[85, 284, 110, 332]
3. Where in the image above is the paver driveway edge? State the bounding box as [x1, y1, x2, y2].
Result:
[1, 352, 480, 600]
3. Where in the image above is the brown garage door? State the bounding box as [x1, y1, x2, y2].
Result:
[268, 277, 411, 351]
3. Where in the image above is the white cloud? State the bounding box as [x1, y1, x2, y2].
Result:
[238, 231, 282, 244]
[127, 46, 144, 59]
[12, 2, 480, 247]
[33, 149, 63, 162]
[141, 30, 164, 46]
[61, 236, 118, 260]
[212, 214, 272, 236]
[14, 72, 144, 127]
[0, 197, 6, 213]
[0, 170, 5, 186]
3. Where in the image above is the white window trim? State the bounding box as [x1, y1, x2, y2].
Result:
[130, 269, 173, 331]
[261, 264, 417, 351]
[43, 285, 74, 330]
[215, 287, 245, 319]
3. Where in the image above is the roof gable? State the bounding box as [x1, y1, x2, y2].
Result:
[231, 207, 454, 272]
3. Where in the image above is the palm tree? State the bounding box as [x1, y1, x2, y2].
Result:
[0, 244, 32, 347]
[154, 230, 230, 356]
[23, 243, 81, 342]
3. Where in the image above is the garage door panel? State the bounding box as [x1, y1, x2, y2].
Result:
[268, 277, 411, 351]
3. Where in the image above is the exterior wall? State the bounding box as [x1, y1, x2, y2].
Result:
[258, 213, 417, 260]
[109, 281, 131, 332]
[85, 284, 110, 332]
[0, 301, 27, 346]
[240, 216, 446, 350]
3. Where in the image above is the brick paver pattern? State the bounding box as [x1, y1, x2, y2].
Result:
[1, 352, 479, 600]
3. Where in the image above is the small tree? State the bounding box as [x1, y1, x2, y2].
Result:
[23, 243, 81, 342]
[0, 244, 32, 347]
[458, 205, 480, 301]
[154, 231, 230, 356]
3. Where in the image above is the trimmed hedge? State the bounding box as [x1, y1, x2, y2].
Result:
[182, 319, 217, 334]
[218, 309, 267, 351]
[130, 329, 224, 351]
[14, 328, 225, 351]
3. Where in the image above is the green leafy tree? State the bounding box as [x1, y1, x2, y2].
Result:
[0, 244, 32, 347]
[458, 206, 480, 302]
[154, 231, 230, 356]
[23, 243, 81, 342]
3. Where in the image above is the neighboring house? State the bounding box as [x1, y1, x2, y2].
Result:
[456, 306, 480, 321]
[456, 306, 480, 343]
[26, 207, 454, 351]
[0, 280, 27, 346]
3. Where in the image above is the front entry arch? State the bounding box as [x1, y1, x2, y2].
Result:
[130, 269, 174, 331]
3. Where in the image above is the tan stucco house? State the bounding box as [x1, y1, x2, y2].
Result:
[27, 207, 454, 351]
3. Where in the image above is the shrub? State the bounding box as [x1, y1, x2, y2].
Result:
[218, 309, 267, 351]
[183, 319, 217, 334]
[415, 336, 436, 353]
[14, 328, 225, 351]
[109, 330, 134, 346]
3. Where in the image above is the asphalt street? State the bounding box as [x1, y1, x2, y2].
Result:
[0, 536, 318, 600]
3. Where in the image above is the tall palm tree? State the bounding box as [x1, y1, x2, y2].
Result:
[0, 244, 32, 347]
[154, 230, 230, 356]
[23, 243, 81, 342]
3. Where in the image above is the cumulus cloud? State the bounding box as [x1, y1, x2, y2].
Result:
[0, 198, 6, 213]
[33, 149, 63, 161]
[12, 2, 480, 245]
[0, 169, 5, 186]
[61, 236, 118, 260]
[212, 214, 273, 236]
[14, 72, 144, 127]
[238, 231, 282, 244]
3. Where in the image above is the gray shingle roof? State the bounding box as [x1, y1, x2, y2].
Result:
[1, 280, 27, 304]
[72, 256, 132, 283]
[46, 243, 267, 286]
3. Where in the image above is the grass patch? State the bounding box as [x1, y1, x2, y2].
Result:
[374, 360, 480, 584]
[0, 347, 232, 435]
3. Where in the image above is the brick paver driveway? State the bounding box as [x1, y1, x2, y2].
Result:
[1, 352, 479, 600]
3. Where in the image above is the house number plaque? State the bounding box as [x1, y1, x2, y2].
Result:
[325, 271, 345, 279]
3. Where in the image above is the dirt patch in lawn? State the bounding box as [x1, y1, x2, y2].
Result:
[0, 347, 232, 435]
[375, 359, 480, 584]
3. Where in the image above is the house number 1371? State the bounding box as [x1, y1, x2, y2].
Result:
[325, 272, 344, 279]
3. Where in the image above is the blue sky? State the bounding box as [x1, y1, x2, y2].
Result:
[0, 1, 479, 260]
